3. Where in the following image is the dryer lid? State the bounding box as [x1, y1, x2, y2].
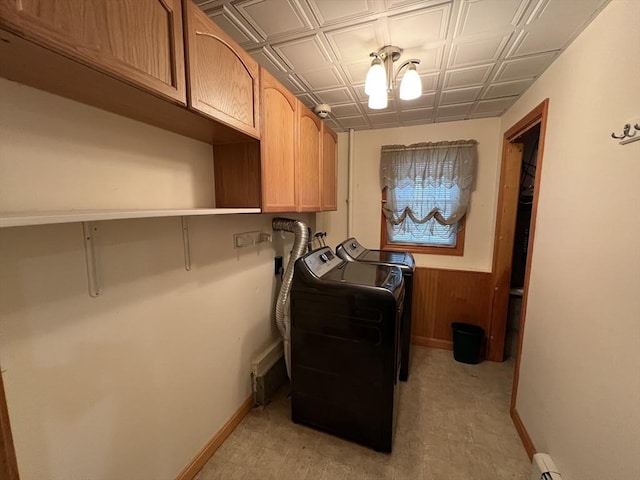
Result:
[358, 250, 415, 271]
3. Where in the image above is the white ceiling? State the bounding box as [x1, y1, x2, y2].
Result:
[195, 0, 608, 132]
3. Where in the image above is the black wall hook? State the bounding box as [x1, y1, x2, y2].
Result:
[611, 122, 640, 143]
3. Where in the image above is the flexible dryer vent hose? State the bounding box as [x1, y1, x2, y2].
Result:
[272, 217, 309, 378]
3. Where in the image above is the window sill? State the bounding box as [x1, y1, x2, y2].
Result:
[380, 223, 466, 256]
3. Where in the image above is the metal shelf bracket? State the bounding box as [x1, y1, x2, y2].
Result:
[182, 216, 192, 271]
[82, 221, 102, 297]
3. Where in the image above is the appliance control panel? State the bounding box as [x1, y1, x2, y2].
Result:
[303, 247, 342, 278]
[341, 238, 366, 259]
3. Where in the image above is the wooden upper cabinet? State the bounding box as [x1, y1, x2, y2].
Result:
[0, 0, 186, 104]
[183, 1, 260, 139]
[322, 124, 338, 211]
[260, 67, 297, 212]
[297, 103, 322, 212]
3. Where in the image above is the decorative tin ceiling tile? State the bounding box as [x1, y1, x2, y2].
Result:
[276, 74, 306, 94]
[205, 5, 262, 45]
[323, 118, 344, 131]
[306, 0, 379, 27]
[339, 115, 370, 128]
[455, 0, 528, 36]
[298, 67, 346, 90]
[387, 4, 451, 48]
[201, 0, 609, 128]
[272, 35, 333, 71]
[448, 32, 511, 68]
[420, 73, 440, 93]
[440, 86, 483, 105]
[314, 87, 355, 105]
[324, 21, 384, 63]
[436, 102, 474, 117]
[235, 0, 313, 40]
[474, 96, 519, 114]
[483, 79, 533, 99]
[493, 52, 556, 82]
[330, 103, 362, 117]
[435, 114, 468, 123]
[443, 64, 494, 89]
[402, 119, 435, 127]
[352, 84, 368, 102]
[361, 99, 397, 115]
[296, 93, 320, 109]
[399, 107, 434, 122]
[385, 0, 443, 9]
[249, 46, 289, 74]
[401, 92, 436, 109]
[341, 60, 374, 84]
[400, 44, 444, 73]
[368, 112, 400, 125]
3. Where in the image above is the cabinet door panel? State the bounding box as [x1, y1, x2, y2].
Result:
[261, 69, 296, 212]
[322, 124, 338, 211]
[297, 105, 322, 212]
[185, 2, 259, 138]
[0, 0, 186, 103]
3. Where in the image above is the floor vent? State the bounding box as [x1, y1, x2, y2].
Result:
[531, 453, 562, 480]
[251, 340, 287, 406]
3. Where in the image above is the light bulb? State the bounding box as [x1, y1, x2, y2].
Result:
[399, 64, 422, 100]
[368, 90, 388, 110]
[365, 59, 386, 96]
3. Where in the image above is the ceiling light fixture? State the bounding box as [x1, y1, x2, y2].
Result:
[365, 46, 422, 110]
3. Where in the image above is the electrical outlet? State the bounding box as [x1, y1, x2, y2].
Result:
[274, 256, 283, 275]
[233, 231, 271, 248]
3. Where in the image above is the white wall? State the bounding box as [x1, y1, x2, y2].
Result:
[348, 118, 502, 272]
[0, 80, 311, 480]
[501, 2, 640, 479]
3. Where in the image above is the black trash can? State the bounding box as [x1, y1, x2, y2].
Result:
[451, 322, 484, 364]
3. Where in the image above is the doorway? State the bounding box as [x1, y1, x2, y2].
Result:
[505, 123, 540, 359]
[488, 99, 549, 459]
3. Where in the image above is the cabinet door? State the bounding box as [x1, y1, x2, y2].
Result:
[0, 0, 186, 104]
[260, 68, 297, 212]
[297, 103, 322, 212]
[322, 124, 338, 211]
[184, 1, 259, 139]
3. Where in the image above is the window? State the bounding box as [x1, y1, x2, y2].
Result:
[379, 140, 477, 256]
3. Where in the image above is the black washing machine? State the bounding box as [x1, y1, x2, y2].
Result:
[336, 237, 415, 382]
[290, 246, 404, 452]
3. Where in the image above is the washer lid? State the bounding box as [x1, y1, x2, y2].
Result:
[322, 262, 403, 292]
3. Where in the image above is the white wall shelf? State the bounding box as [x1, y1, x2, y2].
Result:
[0, 208, 262, 228]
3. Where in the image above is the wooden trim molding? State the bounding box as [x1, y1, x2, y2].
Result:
[510, 100, 548, 409]
[379, 188, 466, 256]
[175, 395, 254, 480]
[411, 335, 453, 350]
[488, 98, 549, 363]
[511, 408, 536, 460]
[0, 372, 19, 480]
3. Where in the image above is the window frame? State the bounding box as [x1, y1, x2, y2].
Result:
[379, 187, 466, 256]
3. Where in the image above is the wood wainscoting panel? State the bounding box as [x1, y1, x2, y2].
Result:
[411, 267, 494, 353]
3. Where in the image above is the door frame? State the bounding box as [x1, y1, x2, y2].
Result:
[487, 99, 549, 458]
[1, 371, 19, 479]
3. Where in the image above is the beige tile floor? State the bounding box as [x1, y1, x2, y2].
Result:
[195, 346, 530, 480]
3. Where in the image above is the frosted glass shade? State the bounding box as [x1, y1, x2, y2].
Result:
[365, 61, 386, 96]
[368, 90, 388, 110]
[399, 65, 422, 100]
